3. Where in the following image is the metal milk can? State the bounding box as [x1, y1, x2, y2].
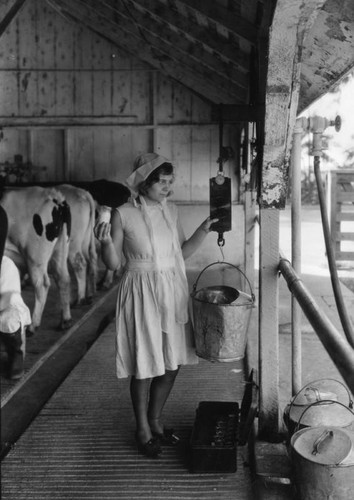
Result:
[290, 425, 354, 499]
[283, 378, 354, 436]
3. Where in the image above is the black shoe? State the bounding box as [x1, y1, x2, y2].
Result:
[152, 428, 180, 446]
[136, 435, 162, 458]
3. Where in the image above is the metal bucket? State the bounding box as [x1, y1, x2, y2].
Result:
[283, 379, 354, 436]
[190, 262, 255, 362]
[290, 426, 354, 499]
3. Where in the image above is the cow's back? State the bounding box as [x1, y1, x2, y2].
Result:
[56, 184, 98, 303]
[1, 186, 72, 332]
[1, 186, 69, 270]
[57, 184, 94, 240]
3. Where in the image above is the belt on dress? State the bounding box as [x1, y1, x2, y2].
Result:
[125, 260, 175, 271]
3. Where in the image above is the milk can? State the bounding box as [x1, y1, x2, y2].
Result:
[290, 425, 354, 499]
[283, 379, 354, 436]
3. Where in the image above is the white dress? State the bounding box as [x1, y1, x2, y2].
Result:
[0, 255, 31, 333]
[115, 198, 198, 379]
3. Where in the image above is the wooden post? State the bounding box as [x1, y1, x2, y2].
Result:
[258, 0, 327, 439]
[258, 208, 280, 440]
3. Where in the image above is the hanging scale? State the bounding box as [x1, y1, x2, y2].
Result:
[209, 104, 232, 254]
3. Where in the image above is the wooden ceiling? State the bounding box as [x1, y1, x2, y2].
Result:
[3, 0, 354, 114]
[43, 0, 272, 108]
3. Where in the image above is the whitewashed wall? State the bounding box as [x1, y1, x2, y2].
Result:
[0, 0, 245, 268]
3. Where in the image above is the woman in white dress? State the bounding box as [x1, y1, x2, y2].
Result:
[96, 153, 216, 458]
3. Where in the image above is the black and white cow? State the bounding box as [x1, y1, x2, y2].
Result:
[1, 186, 72, 335]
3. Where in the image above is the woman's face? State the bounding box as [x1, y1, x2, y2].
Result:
[144, 174, 174, 204]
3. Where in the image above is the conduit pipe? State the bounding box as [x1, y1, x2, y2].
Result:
[309, 116, 354, 348]
[279, 256, 354, 394]
[290, 117, 307, 395]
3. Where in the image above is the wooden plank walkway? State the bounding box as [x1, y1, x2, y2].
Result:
[1, 321, 256, 500]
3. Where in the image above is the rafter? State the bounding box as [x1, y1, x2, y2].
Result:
[175, 0, 258, 44]
[65, 0, 244, 100]
[0, 0, 28, 38]
[50, 0, 241, 104]
[124, 0, 250, 70]
[99, 0, 248, 91]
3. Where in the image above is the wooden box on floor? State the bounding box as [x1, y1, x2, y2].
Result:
[190, 401, 239, 473]
[189, 370, 258, 473]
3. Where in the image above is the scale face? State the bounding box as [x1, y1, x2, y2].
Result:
[209, 176, 232, 233]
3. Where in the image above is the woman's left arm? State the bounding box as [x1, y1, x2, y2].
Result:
[180, 217, 216, 260]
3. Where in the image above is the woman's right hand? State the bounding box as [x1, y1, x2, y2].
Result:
[94, 222, 112, 244]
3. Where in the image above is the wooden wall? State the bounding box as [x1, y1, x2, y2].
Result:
[0, 0, 245, 268]
[0, 0, 241, 200]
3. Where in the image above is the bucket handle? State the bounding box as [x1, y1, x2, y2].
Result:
[294, 399, 354, 433]
[192, 261, 255, 303]
[288, 378, 353, 416]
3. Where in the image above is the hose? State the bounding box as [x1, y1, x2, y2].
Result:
[313, 155, 354, 348]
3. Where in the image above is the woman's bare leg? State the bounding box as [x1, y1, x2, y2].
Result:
[147, 368, 179, 434]
[130, 376, 152, 444]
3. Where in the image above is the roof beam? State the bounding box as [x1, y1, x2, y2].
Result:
[125, 0, 249, 70]
[72, 0, 243, 101]
[0, 0, 28, 38]
[107, 0, 248, 92]
[50, 0, 240, 104]
[175, 0, 258, 44]
[211, 104, 265, 122]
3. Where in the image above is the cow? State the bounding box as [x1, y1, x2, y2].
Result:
[58, 180, 130, 290]
[3, 179, 131, 294]
[83, 179, 131, 209]
[56, 184, 97, 306]
[0, 186, 72, 336]
[85, 180, 130, 289]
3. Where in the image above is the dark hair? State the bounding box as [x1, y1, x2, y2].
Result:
[138, 162, 174, 195]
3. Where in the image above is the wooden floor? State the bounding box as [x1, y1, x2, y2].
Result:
[1, 321, 256, 500]
[0, 269, 115, 404]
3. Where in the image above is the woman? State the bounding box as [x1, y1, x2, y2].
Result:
[96, 153, 216, 458]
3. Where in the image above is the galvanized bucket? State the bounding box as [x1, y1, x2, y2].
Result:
[290, 425, 354, 499]
[190, 262, 255, 362]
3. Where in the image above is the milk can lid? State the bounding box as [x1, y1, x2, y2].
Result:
[290, 400, 354, 428]
[293, 426, 352, 465]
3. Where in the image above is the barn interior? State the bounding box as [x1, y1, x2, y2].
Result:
[1, 0, 354, 498]
[1, 0, 354, 260]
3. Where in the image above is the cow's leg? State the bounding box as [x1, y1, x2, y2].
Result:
[50, 234, 73, 330]
[69, 252, 87, 307]
[51, 262, 73, 329]
[85, 261, 96, 304]
[85, 244, 97, 304]
[1, 326, 26, 380]
[27, 266, 51, 335]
